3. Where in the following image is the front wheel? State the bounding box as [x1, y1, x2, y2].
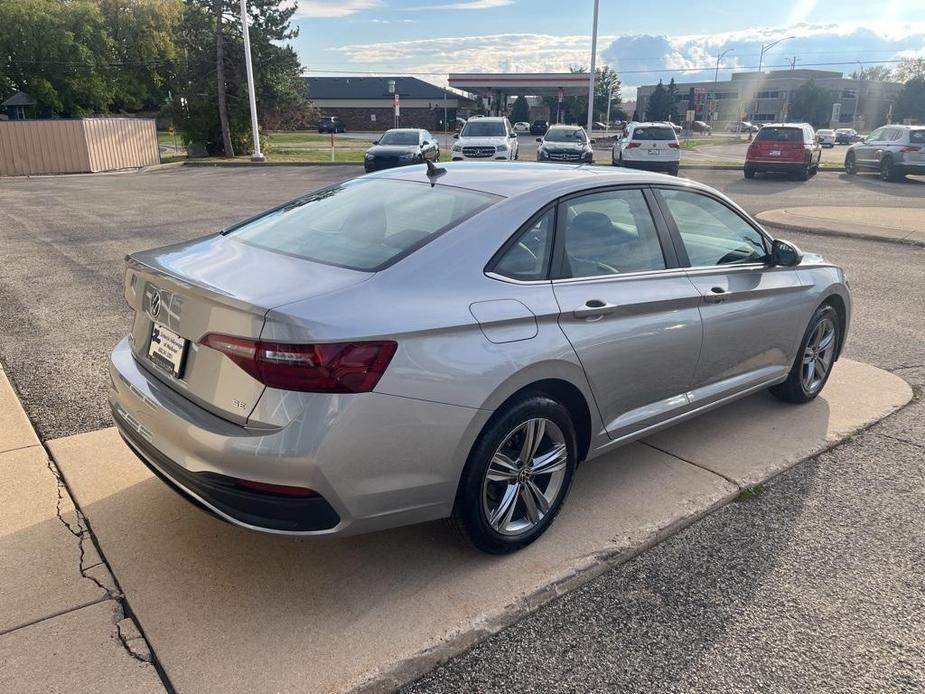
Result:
[770, 304, 840, 403]
[845, 152, 857, 175]
[451, 395, 577, 554]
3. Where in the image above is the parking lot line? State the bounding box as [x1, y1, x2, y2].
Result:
[44, 359, 910, 693]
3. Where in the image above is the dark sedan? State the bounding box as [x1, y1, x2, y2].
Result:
[364, 129, 440, 172]
[318, 116, 346, 134]
[530, 120, 549, 136]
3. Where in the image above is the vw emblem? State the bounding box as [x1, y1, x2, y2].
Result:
[149, 291, 161, 319]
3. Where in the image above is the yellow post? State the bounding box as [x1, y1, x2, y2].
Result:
[330, 132, 335, 162]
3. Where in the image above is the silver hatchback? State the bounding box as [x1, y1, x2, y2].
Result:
[110, 163, 851, 553]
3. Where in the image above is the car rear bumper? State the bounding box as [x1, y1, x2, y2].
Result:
[897, 162, 925, 175]
[745, 160, 807, 172]
[618, 158, 679, 171]
[109, 337, 487, 536]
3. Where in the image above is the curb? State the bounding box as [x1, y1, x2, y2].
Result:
[756, 211, 925, 247]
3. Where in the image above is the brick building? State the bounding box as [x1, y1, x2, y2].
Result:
[305, 76, 474, 131]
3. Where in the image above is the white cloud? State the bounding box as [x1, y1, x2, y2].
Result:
[294, 0, 383, 18]
[402, 0, 513, 10]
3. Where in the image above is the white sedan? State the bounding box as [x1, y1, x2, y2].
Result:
[513, 121, 531, 133]
[817, 129, 836, 148]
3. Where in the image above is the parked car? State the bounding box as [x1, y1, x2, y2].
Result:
[110, 163, 851, 553]
[364, 128, 439, 173]
[317, 116, 346, 134]
[451, 117, 519, 161]
[816, 129, 836, 147]
[744, 123, 822, 180]
[835, 128, 860, 145]
[728, 121, 759, 133]
[844, 125, 925, 181]
[664, 121, 682, 134]
[530, 120, 549, 136]
[513, 121, 531, 133]
[612, 121, 680, 175]
[592, 121, 609, 131]
[692, 120, 712, 134]
[536, 125, 593, 164]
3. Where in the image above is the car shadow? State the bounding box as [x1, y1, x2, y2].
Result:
[835, 172, 925, 192]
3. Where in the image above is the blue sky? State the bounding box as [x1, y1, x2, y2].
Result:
[289, 0, 925, 98]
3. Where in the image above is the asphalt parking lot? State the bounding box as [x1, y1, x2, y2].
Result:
[1, 164, 923, 691]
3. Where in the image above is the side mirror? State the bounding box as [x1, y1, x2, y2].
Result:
[453, 133, 459, 139]
[372, 139, 379, 145]
[770, 239, 803, 267]
[589, 138, 596, 144]
[536, 137, 542, 143]
[509, 132, 517, 138]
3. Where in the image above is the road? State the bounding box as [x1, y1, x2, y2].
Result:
[0, 164, 922, 692]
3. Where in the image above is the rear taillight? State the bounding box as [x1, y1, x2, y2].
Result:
[668, 143, 679, 149]
[200, 334, 397, 393]
[900, 145, 921, 152]
[626, 142, 641, 149]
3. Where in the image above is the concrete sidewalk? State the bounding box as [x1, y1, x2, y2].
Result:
[0, 366, 163, 693]
[44, 360, 910, 693]
[756, 206, 925, 245]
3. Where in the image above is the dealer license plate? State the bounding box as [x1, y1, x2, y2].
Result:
[647, 148, 660, 155]
[148, 323, 188, 378]
[770, 150, 781, 156]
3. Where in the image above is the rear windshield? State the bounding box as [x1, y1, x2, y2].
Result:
[461, 121, 506, 137]
[545, 128, 586, 142]
[756, 127, 803, 142]
[227, 179, 498, 271]
[379, 131, 419, 145]
[632, 127, 675, 141]
[910, 130, 925, 144]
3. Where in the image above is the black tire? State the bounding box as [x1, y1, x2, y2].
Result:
[880, 156, 903, 182]
[744, 165, 755, 179]
[845, 152, 857, 175]
[451, 394, 578, 554]
[669, 165, 679, 176]
[795, 166, 810, 181]
[770, 304, 840, 404]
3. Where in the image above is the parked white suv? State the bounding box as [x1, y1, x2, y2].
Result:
[452, 117, 519, 161]
[612, 121, 680, 175]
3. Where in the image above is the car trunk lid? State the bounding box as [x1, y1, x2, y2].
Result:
[124, 234, 371, 425]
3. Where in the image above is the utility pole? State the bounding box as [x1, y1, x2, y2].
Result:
[585, 0, 600, 135]
[712, 48, 733, 126]
[240, 0, 264, 161]
[215, 0, 233, 157]
[753, 36, 796, 121]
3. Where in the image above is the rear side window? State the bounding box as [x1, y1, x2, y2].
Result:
[755, 127, 803, 142]
[227, 179, 497, 271]
[910, 130, 925, 144]
[632, 127, 675, 141]
[492, 208, 555, 281]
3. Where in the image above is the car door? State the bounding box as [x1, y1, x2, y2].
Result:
[550, 187, 704, 441]
[856, 127, 885, 168]
[653, 187, 813, 407]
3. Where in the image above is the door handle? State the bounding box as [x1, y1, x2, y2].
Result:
[703, 286, 727, 304]
[573, 300, 619, 319]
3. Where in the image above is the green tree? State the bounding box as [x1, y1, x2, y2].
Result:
[666, 77, 680, 121]
[0, 0, 114, 117]
[789, 79, 834, 128]
[510, 95, 530, 123]
[849, 64, 894, 81]
[895, 78, 925, 123]
[174, 0, 312, 156]
[541, 65, 622, 124]
[645, 80, 671, 121]
[594, 65, 621, 121]
[895, 58, 925, 84]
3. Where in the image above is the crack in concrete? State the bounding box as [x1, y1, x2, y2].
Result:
[876, 431, 925, 451]
[640, 440, 743, 490]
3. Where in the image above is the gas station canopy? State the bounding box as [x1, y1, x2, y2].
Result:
[448, 73, 591, 98]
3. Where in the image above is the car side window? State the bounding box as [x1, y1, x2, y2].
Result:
[560, 189, 666, 278]
[869, 127, 885, 141]
[492, 208, 555, 281]
[659, 189, 768, 267]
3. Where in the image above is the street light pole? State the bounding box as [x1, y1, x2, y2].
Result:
[712, 48, 733, 125]
[585, 0, 600, 135]
[240, 0, 264, 161]
[753, 36, 795, 122]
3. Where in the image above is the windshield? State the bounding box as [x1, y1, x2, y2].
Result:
[756, 127, 803, 142]
[379, 131, 420, 145]
[545, 129, 586, 143]
[227, 179, 498, 271]
[461, 121, 506, 137]
[631, 127, 675, 141]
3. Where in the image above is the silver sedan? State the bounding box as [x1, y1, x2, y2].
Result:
[110, 163, 851, 553]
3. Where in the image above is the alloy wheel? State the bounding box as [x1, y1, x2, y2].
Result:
[801, 317, 836, 394]
[481, 418, 568, 536]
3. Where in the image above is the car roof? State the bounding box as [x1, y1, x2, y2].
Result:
[384, 128, 423, 132]
[547, 124, 583, 130]
[469, 116, 506, 121]
[629, 122, 675, 128]
[761, 123, 808, 128]
[366, 161, 696, 198]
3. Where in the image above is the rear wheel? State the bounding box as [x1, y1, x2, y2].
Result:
[795, 166, 810, 181]
[451, 395, 577, 554]
[845, 152, 857, 175]
[880, 157, 902, 182]
[770, 304, 840, 404]
[669, 165, 679, 176]
[744, 165, 755, 179]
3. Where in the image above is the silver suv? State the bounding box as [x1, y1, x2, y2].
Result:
[844, 124, 925, 181]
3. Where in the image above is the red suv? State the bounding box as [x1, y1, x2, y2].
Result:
[744, 123, 822, 180]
